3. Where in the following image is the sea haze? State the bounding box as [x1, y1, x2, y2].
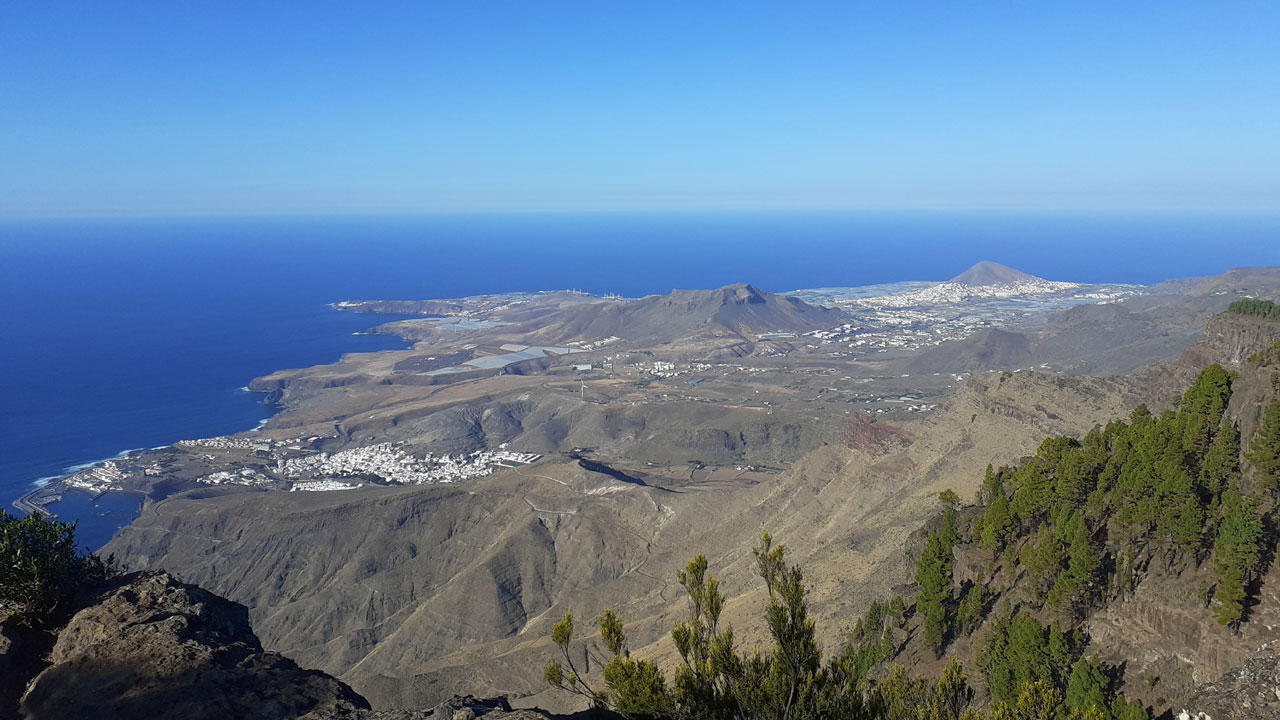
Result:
[1, 211, 1278, 548]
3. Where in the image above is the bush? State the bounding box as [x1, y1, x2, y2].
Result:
[0, 510, 118, 626]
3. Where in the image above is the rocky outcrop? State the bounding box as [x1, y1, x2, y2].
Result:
[19, 571, 371, 720]
[360, 695, 562, 720]
[1182, 311, 1280, 369]
[1183, 643, 1280, 720]
[0, 624, 54, 719]
[4, 572, 573, 720]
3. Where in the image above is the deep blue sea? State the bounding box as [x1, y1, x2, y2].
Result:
[1, 211, 1278, 549]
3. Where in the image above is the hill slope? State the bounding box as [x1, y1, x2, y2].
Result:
[506, 283, 843, 345]
[949, 261, 1039, 285]
[909, 328, 1034, 373]
[103, 369, 1151, 711]
[872, 347, 1280, 715]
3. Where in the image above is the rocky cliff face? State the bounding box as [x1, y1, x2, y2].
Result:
[1085, 560, 1280, 702]
[1182, 311, 1280, 369]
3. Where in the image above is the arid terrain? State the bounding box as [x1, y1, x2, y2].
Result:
[22, 262, 1280, 714]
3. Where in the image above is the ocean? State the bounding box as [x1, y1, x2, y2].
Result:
[1, 211, 1278, 549]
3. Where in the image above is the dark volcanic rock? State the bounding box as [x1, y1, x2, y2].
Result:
[20, 571, 370, 720]
[0, 625, 49, 719]
[360, 695, 562, 719]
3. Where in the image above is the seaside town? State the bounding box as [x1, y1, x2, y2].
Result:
[15, 433, 544, 518]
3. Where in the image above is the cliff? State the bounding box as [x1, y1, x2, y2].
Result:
[1181, 311, 1280, 369]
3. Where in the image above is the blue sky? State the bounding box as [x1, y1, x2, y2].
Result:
[2, 2, 1278, 217]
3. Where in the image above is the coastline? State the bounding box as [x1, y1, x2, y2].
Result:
[11, 445, 149, 518]
[13, 477, 148, 551]
[12, 478, 143, 519]
[12, 479, 62, 517]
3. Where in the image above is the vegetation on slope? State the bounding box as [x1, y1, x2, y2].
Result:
[1227, 298, 1280, 319]
[547, 533, 1138, 719]
[1249, 339, 1280, 366]
[0, 510, 117, 626]
[944, 364, 1275, 631]
[546, 364, 1280, 719]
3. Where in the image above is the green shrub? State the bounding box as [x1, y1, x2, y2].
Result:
[0, 510, 118, 626]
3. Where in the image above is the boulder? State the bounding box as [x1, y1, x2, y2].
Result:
[20, 571, 370, 720]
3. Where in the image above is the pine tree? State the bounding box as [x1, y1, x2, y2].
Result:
[979, 483, 1014, 550]
[956, 580, 988, 635]
[1213, 566, 1247, 627]
[1020, 527, 1062, 604]
[1177, 364, 1234, 466]
[670, 554, 738, 719]
[916, 509, 960, 654]
[1111, 697, 1150, 720]
[1246, 398, 1280, 493]
[940, 505, 961, 549]
[981, 464, 999, 504]
[1046, 622, 1076, 688]
[1011, 465, 1053, 522]
[1064, 657, 1110, 715]
[1154, 459, 1203, 554]
[760, 561, 823, 719]
[916, 533, 953, 653]
[597, 609, 671, 717]
[1229, 298, 1280, 318]
[976, 601, 1016, 703]
[921, 600, 947, 655]
[1049, 513, 1100, 614]
[887, 595, 907, 624]
[1199, 419, 1241, 499]
[1053, 450, 1094, 509]
[1213, 485, 1264, 579]
[1210, 483, 1263, 629]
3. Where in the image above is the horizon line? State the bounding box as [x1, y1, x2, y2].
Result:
[5, 206, 1280, 223]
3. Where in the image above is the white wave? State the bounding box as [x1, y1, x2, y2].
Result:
[29, 448, 146, 488]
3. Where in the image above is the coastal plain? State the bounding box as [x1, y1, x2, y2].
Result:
[20, 262, 1280, 712]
